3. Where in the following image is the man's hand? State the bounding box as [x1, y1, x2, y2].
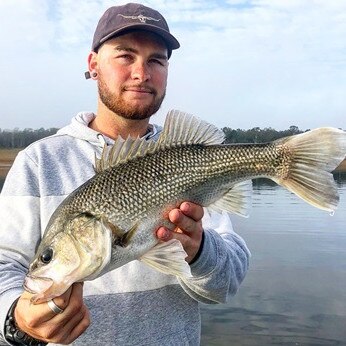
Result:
[156, 202, 204, 263]
[14, 282, 90, 345]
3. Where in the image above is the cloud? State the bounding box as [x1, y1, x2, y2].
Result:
[0, 0, 52, 51]
[0, 0, 345, 130]
[162, 0, 346, 129]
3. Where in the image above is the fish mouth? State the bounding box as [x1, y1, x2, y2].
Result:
[23, 274, 54, 295]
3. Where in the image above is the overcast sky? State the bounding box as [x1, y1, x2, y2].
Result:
[0, 0, 345, 131]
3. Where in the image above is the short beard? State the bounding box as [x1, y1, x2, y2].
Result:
[97, 70, 166, 120]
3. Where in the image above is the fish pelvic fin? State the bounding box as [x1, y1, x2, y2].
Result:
[140, 239, 192, 278]
[209, 181, 252, 217]
[274, 127, 346, 213]
[95, 110, 225, 171]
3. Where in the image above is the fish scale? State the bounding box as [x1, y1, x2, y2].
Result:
[57, 143, 306, 230]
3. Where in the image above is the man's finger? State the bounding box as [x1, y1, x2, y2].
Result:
[168, 208, 200, 234]
[16, 287, 71, 328]
[51, 283, 84, 325]
[63, 306, 90, 344]
[156, 227, 173, 241]
[180, 202, 204, 221]
[52, 302, 90, 344]
[52, 285, 73, 309]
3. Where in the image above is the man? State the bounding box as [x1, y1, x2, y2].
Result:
[0, 3, 250, 345]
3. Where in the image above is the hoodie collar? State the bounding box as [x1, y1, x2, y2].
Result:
[57, 112, 162, 147]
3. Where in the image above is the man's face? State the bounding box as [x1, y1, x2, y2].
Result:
[92, 31, 169, 120]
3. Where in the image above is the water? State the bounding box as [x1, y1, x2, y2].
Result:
[201, 176, 346, 346]
[1, 176, 346, 345]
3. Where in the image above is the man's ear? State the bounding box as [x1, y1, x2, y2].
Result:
[87, 52, 98, 79]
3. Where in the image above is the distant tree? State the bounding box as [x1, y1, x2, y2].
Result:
[0, 128, 58, 148]
[0, 124, 342, 149]
[222, 125, 305, 144]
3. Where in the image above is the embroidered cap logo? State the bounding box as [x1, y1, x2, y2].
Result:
[119, 14, 161, 24]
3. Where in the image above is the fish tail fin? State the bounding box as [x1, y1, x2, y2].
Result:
[274, 127, 346, 212]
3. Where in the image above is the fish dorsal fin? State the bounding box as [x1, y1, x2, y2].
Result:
[95, 110, 225, 172]
[157, 110, 225, 147]
[95, 136, 157, 172]
[208, 181, 253, 217]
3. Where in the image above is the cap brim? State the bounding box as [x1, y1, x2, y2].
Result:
[96, 23, 180, 51]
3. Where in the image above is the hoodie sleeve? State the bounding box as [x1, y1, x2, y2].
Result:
[0, 151, 41, 342]
[178, 210, 250, 304]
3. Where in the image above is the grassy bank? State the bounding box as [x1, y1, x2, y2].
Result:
[0, 148, 22, 178]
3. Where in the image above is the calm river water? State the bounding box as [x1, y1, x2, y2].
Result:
[1, 175, 345, 345]
[201, 175, 346, 346]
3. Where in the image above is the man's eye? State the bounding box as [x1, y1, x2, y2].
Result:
[118, 54, 133, 61]
[150, 59, 164, 66]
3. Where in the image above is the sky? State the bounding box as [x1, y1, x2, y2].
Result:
[0, 0, 345, 131]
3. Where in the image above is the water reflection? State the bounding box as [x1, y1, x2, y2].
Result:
[201, 175, 346, 345]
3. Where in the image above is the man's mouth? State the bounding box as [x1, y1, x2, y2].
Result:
[124, 85, 156, 95]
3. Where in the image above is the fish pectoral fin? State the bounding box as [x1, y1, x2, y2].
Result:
[101, 217, 127, 238]
[209, 181, 252, 217]
[115, 223, 139, 248]
[101, 218, 135, 248]
[140, 239, 192, 278]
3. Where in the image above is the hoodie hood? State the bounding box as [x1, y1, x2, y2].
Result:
[57, 112, 162, 148]
[57, 112, 108, 148]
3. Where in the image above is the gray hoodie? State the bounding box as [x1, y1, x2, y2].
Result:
[0, 112, 250, 346]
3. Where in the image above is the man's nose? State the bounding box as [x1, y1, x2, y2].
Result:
[131, 62, 151, 82]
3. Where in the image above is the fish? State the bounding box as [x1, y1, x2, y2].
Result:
[24, 110, 346, 303]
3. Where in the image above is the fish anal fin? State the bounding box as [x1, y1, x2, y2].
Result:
[209, 181, 252, 217]
[140, 239, 192, 278]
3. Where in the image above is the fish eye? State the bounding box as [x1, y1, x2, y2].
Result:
[40, 248, 53, 264]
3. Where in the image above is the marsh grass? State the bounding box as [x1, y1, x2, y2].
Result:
[0, 148, 21, 177]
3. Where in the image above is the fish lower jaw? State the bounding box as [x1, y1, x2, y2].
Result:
[22, 283, 36, 295]
[23, 275, 54, 296]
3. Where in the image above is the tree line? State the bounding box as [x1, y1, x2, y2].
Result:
[0, 128, 59, 148]
[222, 125, 304, 144]
[0, 125, 329, 148]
